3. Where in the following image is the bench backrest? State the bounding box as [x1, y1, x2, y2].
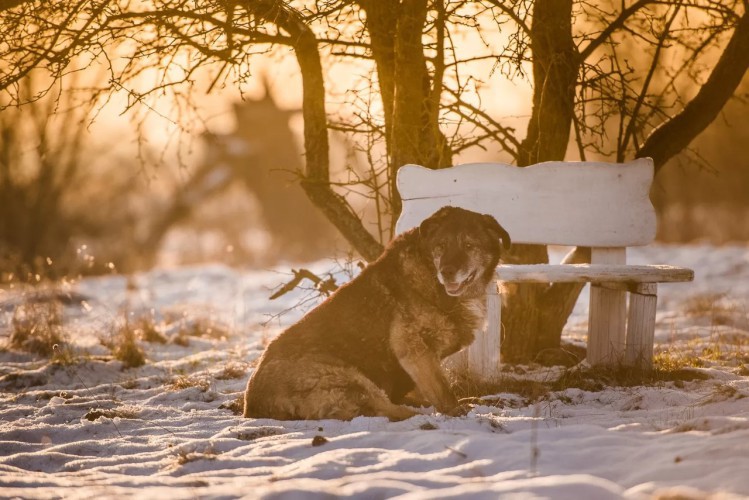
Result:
[395, 158, 656, 248]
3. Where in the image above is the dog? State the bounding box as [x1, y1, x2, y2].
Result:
[244, 206, 511, 421]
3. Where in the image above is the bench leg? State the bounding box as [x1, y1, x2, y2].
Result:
[467, 281, 501, 381]
[587, 248, 627, 366]
[625, 283, 657, 369]
[588, 283, 627, 365]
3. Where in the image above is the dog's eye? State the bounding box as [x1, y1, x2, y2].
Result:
[464, 241, 474, 250]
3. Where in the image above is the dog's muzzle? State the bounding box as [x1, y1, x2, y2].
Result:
[441, 270, 476, 296]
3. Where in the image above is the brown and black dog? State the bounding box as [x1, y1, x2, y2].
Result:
[244, 206, 511, 421]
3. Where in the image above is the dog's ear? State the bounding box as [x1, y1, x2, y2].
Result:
[482, 214, 511, 251]
[419, 207, 451, 240]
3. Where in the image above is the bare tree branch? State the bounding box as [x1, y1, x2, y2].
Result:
[482, 0, 532, 37]
[619, 4, 681, 159]
[578, 0, 656, 61]
[637, 10, 749, 173]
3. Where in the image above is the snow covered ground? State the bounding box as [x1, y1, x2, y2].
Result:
[1, 244, 748, 499]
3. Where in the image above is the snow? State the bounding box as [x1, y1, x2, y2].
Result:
[1, 244, 749, 499]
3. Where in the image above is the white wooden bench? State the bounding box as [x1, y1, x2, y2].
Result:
[395, 158, 694, 379]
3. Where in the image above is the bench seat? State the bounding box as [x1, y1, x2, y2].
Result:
[497, 263, 694, 284]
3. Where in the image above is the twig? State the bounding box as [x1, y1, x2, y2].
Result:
[445, 445, 467, 459]
[269, 269, 338, 300]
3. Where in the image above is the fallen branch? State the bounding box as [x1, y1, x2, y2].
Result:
[269, 269, 338, 300]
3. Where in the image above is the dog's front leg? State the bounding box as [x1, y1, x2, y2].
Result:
[390, 319, 461, 414]
[398, 352, 460, 414]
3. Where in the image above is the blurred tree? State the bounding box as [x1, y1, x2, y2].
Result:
[0, 75, 113, 279]
[201, 90, 341, 262]
[1, 0, 747, 360]
[0, 74, 163, 279]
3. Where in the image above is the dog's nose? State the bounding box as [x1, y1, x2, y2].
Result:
[441, 265, 457, 279]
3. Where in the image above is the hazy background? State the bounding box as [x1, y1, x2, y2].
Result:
[1, 27, 748, 281]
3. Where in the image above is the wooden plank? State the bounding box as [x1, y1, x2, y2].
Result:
[467, 281, 502, 381]
[395, 158, 656, 247]
[625, 283, 658, 370]
[587, 248, 628, 366]
[496, 264, 693, 283]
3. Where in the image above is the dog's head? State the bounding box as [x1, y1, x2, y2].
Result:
[419, 206, 511, 297]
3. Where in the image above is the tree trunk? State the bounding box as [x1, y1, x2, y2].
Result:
[518, 0, 577, 166]
[499, 260, 545, 362]
[501, 0, 580, 363]
[536, 246, 591, 350]
[359, 0, 398, 158]
[365, 0, 452, 228]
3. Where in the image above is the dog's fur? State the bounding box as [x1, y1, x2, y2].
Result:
[243, 206, 511, 421]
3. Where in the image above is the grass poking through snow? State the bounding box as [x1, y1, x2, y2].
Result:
[8, 300, 67, 357]
[216, 362, 247, 380]
[169, 374, 211, 392]
[103, 321, 147, 368]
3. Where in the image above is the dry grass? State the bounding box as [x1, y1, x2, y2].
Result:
[84, 406, 139, 421]
[448, 356, 715, 406]
[219, 394, 245, 415]
[702, 383, 744, 405]
[655, 330, 749, 369]
[216, 362, 247, 380]
[653, 349, 705, 371]
[236, 427, 283, 440]
[132, 315, 167, 344]
[4, 295, 84, 365]
[175, 447, 218, 466]
[170, 315, 230, 341]
[549, 364, 709, 393]
[170, 333, 191, 347]
[158, 316, 230, 346]
[683, 292, 729, 317]
[8, 300, 67, 357]
[450, 368, 550, 406]
[682, 292, 746, 328]
[169, 374, 211, 392]
[51, 343, 78, 366]
[104, 323, 146, 369]
[120, 378, 139, 389]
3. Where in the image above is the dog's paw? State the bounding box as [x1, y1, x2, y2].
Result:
[386, 405, 420, 421]
[401, 389, 430, 408]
